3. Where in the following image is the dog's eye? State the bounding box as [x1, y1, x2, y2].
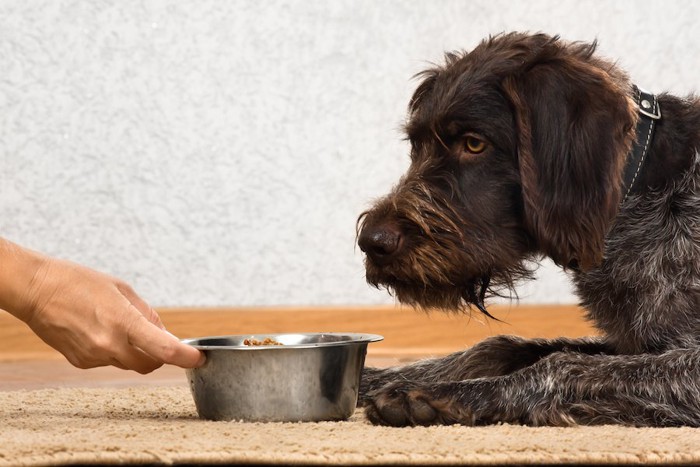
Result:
[463, 136, 488, 154]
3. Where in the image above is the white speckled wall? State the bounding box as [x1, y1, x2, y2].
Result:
[1, 0, 698, 307]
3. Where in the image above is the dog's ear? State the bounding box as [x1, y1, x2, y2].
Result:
[502, 41, 637, 270]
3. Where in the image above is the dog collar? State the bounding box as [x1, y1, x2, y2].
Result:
[621, 85, 662, 204]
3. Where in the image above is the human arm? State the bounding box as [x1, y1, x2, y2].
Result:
[0, 238, 205, 373]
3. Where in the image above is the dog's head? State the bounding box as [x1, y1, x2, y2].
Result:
[357, 32, 638, 312]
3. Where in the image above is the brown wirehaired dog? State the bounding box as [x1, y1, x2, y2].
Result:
[357, 32, 700, 427]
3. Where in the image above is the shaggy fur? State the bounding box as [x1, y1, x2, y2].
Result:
[357, 32, 700, 427]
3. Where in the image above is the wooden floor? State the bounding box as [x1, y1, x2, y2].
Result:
[0, 305, 596, 390]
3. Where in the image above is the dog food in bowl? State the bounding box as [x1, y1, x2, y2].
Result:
[243, 337, 283, 346]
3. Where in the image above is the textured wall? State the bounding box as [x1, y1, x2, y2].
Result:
[1, 0, 698, 307]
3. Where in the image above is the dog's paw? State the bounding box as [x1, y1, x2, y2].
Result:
[358, 366, 394, 407]
[364, 381, 475, 427]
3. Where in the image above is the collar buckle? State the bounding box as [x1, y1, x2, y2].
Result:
[635, 86, 662, 120]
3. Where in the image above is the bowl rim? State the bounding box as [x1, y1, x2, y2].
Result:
[181, 332, 384, 350]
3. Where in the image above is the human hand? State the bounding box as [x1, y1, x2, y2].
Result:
[15, 255, 205, 374]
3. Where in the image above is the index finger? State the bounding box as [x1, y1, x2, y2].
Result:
[126, 315, 206, 368]
[116, 282, 166, 329]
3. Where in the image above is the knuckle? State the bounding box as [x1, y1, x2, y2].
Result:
[88, 334, 112, 354]
[68, 355, 95, 369]
[135, 363, 159, 375]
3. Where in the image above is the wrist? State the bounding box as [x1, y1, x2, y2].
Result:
[0, 238, 50, 322]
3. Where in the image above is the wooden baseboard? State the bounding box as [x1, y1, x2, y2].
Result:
[0, 305, 596, 361]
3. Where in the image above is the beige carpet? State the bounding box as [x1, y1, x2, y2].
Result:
[1, 386, 700, 465]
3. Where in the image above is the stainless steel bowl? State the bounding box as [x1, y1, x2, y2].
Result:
[182, 333, 383, 422]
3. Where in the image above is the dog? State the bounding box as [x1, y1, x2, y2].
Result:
[356, 32, 700, 427]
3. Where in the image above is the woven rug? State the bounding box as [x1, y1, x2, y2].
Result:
[2, 386, 700, 465]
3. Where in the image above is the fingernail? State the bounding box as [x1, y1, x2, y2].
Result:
[196, 352, 207, 367]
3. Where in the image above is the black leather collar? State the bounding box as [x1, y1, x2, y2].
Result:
[621, 85, 662, 204]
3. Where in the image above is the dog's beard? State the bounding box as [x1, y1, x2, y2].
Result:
[359, 176, 534, 317]
[466, 276, 494, 319]
[365, 259, 534, 318]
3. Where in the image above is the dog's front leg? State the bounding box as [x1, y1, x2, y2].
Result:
[359, 335, 611, 407]
[364, 369, 576, 427]
[365, 348, 700, 427]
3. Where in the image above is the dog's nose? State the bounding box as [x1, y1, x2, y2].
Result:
[358, 222, 403, 264]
